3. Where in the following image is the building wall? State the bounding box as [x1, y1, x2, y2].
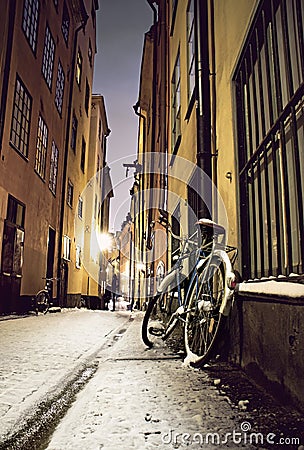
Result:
[213, 0, 304, 410]
[0, 0, 114, 313]
[82, 94, 111, 302]
[136, 0, 304, 411]
[61, 0, 99, 306]
[0, 0, 78, 311]
[213, 0, 256, 247]
[119, 220, 133, 300]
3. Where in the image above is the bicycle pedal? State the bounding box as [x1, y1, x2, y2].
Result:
[148, 327, 165, 337]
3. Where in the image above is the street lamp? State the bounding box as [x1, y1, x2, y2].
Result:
[98, 232, 113, 251]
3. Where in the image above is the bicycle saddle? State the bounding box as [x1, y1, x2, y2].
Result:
[196, 218, 226, 235]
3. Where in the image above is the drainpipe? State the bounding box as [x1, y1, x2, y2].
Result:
[0, 0, 17, 155]
[133, 102, 147, 304]
[159, 1, 167, 210]
[146, 0, 158, 250]
[57, 13, 89, 305]
[194, 0, 212, 219]
[210, 0, 217, 221]
[133, 101, 146, 262]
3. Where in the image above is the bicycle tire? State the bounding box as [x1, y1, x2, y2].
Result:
[184, 256, 226, 367]
[35, 290, 50, 314]
[142, 293, 167, 348]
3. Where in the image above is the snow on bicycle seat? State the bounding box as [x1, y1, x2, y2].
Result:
[196, 218, 226, 235]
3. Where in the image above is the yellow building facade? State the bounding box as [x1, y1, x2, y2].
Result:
[135, 0, 304, 411]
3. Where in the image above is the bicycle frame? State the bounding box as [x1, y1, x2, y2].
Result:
[154, 226, 237, 340]
[188, 244, 236, 317]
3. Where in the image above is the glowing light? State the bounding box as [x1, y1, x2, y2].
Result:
[98, 233, 113, 251]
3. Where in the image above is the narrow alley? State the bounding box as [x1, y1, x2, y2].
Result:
[0, 310, 303, 450]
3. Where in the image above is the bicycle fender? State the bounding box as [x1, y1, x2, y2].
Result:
[157, 269, 178, 293]
[214, 249, 235, 316]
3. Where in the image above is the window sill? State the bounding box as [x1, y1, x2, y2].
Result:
[185, 91, 195, 121]
[237, 277, 304, 303]
[169, 135, 181, 166]
[34, 170, 46, 183]
[9, 142, 29, 162]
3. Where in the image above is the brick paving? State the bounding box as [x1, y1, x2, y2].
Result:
[45, 314, 266, 450]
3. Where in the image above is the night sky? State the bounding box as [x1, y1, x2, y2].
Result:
[93, 0, 152, 232]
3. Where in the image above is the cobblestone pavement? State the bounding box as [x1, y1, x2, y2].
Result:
[0, 309, 131, 442]
[46, 313, 303, 450]
[0, 310, 303, 450]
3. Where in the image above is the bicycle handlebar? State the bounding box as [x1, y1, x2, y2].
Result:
[42, 277, 59, 281]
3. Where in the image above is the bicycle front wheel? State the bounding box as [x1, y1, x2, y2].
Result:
[184, 257, 225, 367]
[142, 293, 167, 348]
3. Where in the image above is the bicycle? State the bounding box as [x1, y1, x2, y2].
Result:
[141, 211, 238, 368]
[33, 277, 58, 314]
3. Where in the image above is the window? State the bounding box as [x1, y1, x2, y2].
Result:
[78, 197, 83, 219]
[67, 179, 73, 207]
[85, 79, 90, 115]
[76, 50, 82, 86]
[170, 0, 178, 35]
[42, 25, 55, 89]
[63, 235, 71, 260]
[172, 0, 178, 11]
[81, 137, 86, 172]
[7, 195, 25, 228]
[235, 0, 304, 279]
[96, 154, 100, 181]
[98, 119, 101, 140]
[91, 3, 96, 28]
[2, 196, 25, 275]
[71, 113, 78, 151]
[88, 39, 93, 66]
[35, 115, 48, 179]
[187, 0, 195, 101]
[22, 0, 39, 53]
[171, 205, 180, 264]
[156, 261, 165, 289]
[10, 76, 32, 158]
[49, 140, 59, 194]
[75, 245, 81, 268]
[61, 2, 70, 44]
[94, 194, 98, 219]
[97, 201, 101, 224]
[171, 52, 181, 153]
[54, 60, 65, 114]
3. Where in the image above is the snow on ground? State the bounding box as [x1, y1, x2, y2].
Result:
[0, 309, 130, 439]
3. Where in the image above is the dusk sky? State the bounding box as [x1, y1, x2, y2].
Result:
[93, 0, 152, 232]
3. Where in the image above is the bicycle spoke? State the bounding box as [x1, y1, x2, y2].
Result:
[184, 258, 225, 366]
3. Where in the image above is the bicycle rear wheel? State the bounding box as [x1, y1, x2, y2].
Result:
[184, 257, 225, 367]
[142, 293, 169, 348]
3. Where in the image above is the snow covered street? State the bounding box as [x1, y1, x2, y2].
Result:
[0, 309, 131, 446]
[0, 310, 303, 449]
